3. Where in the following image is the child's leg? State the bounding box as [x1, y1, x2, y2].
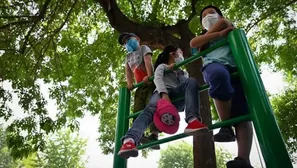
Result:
[134, 85, 159, 145]
[123, 92, 160, 143]
[133, 87, 145, 122]
[202, 63, 236, 142]
[133, 87, 150, 143]
[118, 92, 160, 158]
[227, 122, 253, 167]
[145, 83, 160, 136]
[178, 78, 201, 121]
[202, 63, 234, 119]
[235, 122, 253, 163]
[227, 77, 253, 166]
[144, 83, 160, 150]
[213, 99, 231, 120]
[173, 77, 208, 134]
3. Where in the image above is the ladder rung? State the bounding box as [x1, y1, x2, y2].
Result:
[137, 114, 251, 150]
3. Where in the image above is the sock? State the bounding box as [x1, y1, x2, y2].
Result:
[123, 138, 135, 144]
[188, 117, 198, 123]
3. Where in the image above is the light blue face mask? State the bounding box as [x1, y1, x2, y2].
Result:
[125, 39, 139, 52]
[174, 53, 184, 64]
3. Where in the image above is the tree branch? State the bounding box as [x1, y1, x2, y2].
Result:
[20, 0, 52, 54]
[246, 0, 297, 33]
[0, 48, 20, 53]
[0, 20, 31, 30]
[52, 40, 67, 101]
[188, 0, 199, 21]
[147, 0, 160, 24]
[96, 0, 184, 49]
[28, 39, 46, 81]
[0, 15, 38, 19]
[128, 0, 137, 18]
[52, 0, 78, 35]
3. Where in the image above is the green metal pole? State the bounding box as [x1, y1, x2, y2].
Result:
[113, 87, 131, 168]
[137, 114, 251, 150]
[228, 29, 292, 168]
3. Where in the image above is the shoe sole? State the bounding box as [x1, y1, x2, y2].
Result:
[140, 137, 150, 144]
[118, 148, 138, 159]
[150, 145, 161, 150]
[214, 134, 236, 142]
[140, 137, 160, 150]
[184, 127, 209, 135]
[226, 161, 254, 168]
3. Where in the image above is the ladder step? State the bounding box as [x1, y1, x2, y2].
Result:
[137, 114, 251, 150]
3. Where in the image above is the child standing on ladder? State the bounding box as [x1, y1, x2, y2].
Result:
[118, 45, 208, 159]
[118, 32, 160, 150]
[190, 5, 253, 168]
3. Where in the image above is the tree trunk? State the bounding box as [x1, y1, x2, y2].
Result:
[180, 30, 216, 168]
[187, 57, 216, 167]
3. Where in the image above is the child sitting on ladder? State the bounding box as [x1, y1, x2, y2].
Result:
[190, 5, 253, 168]
[118, 32, 160, 149]
[118, 45, 208, 159]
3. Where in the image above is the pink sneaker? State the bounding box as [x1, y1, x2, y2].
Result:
[184, 120, 208, 135]
[117, 140, 138, 159]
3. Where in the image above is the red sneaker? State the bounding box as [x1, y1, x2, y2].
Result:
[184, 120, 208, 135]
[118, 140, 138, 159]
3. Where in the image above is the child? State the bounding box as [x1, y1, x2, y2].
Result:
[118, 32, 160, 149]
[118, 45, 208, 158]
[190, 5, 254, 168]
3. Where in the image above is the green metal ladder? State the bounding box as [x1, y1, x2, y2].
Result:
[113, 29, 293, 168]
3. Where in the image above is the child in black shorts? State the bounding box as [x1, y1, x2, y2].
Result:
[190, 5, 254, 168]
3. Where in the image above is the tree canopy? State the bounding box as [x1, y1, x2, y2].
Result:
[272, 83, 297, 163]
[0, 0, 296, 162]
[0, 126, 88, 167]
[0, 125, 18, 168]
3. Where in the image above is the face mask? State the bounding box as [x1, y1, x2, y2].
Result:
[125, 39, 139, 52]
[174, 53, 184, 64]
[202, 13, 220, 30]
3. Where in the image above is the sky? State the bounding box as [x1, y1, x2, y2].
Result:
[2, 65, 297, 168]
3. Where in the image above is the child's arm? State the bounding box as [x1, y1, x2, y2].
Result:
[125, 63, 134, 90]
[206, 18, 233, 34]
[144, 53, 153, 77]
[154, 64, 171, 102]
[190, 27, 234, 48]
[142, 46, 154, 83]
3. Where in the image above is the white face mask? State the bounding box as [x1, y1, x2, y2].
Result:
[174, 53, 184, 64]
[202, 13, 220, 30]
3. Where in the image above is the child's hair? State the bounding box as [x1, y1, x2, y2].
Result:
[154, 45, 178, 71]
[198, 5, 223, 53]
[199, 5, 223, 23]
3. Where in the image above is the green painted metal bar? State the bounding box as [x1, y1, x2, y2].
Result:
[138, 114, 251, 150]
[113, 87, 131, 168]
[132, 39, 229, 89]
[127, 72, 239, 119]
[208, 114, 251, 130]
[228, 29, 293, 168]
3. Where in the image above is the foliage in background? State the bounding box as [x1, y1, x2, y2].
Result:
[271, 83, 297, 163]
[0, 125, 88, 167]
[0, 0, 296, 161]
[158, 141, 232, 168]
